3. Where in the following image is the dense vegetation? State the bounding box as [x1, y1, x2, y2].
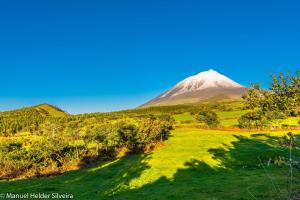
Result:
[0, 114, 174, 179]
[239, 71, 300, 129]
[0, 107, 45, 135]
[195, 110, 220, 128]
[0, 104, 66, 135]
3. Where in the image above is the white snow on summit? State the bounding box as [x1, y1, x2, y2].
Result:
[160, 69, 244, 98]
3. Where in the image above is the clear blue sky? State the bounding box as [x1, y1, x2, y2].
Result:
[0, 0, 299, 114]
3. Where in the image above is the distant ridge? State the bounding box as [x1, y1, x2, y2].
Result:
[141, 69, 247, 107]
[0, 103, 68, 117]
[34, 104, 68, 117]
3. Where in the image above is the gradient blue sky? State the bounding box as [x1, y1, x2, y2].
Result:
[0, 0, 299, 114]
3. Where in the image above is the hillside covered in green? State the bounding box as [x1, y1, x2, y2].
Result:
[0, 104, 67, 135]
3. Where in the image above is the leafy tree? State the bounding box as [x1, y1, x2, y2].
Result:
[118, 122, 139, 152]
[195, 110, 220, 128]
[138, 117, 173, 149]
[242, 84, 265, 109]
[240, 71, 300, 129]
[238, 111, 269, 129]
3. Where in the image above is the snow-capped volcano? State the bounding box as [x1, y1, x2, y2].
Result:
[161, 69, 244, 98]
[141, 69, 247, 107]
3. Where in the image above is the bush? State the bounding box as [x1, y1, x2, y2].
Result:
[138, 117, 173, 149]
[195, 110, 220, 128]
[264, 111, 286, 120]
[117, 122, 139, 152]
[238, 111, 269, 129]
[84, 123, 121, 157]
[83, 117, 174, 155]
[182, 120, 193, 124]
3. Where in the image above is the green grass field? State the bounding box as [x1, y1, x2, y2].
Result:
[174, 110, 250, 127]
[1, 102, 299, 199]
[174, 110, 300, 127]
[217, 110, 250, 126]
[173, 112, 196, 122]
[1, 127, 299, 200]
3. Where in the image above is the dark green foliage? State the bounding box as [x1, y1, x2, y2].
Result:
[195, 110, 220, 128]
[118, 123, 139, 152]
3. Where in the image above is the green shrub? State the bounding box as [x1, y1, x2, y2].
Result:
[118, 122, 139, 152]
[195, 110, 220, 128]
[238, 111, 269, 129]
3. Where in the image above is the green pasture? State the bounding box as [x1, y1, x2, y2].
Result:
[1, 128, 299, 200]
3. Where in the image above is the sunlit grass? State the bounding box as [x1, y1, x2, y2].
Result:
[1, 128, 298, 199]
[173, 112, 195, 122]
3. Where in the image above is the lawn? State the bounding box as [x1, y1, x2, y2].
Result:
[272, 117, 300, 127]
[174, 110, 250, 127]
[173, 112, 195, 122]
[1, 127, 299, 200]
[216, 110, 249, 126]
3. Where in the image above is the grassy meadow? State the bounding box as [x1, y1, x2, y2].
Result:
[0, 128, 298, 199]
[0, 104, 299, 199]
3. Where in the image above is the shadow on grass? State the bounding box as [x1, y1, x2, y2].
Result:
[0, 153, 152, 199]
[110, 133, 300, 200]
[208, 134, 290, 169]
[0, 133, 299, 200]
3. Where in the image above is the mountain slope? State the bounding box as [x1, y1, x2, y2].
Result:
[142, 69, 247, 107]
[0, 104, 67, 134]
[0, 103, 67, 118]
[34, 104, 68, 117]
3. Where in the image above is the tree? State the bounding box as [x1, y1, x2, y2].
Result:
[238, 111, 269, 129]
[195, 110, 220, 128]
[118, 122, 139, 152]
[239, 71, 300, 129]
[84, 123, 120, 155]
[242, 84, 266, 110]
[289, 71, 300, 116]
[269, 73, 295, 115]
[138, 117, 173, 149]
